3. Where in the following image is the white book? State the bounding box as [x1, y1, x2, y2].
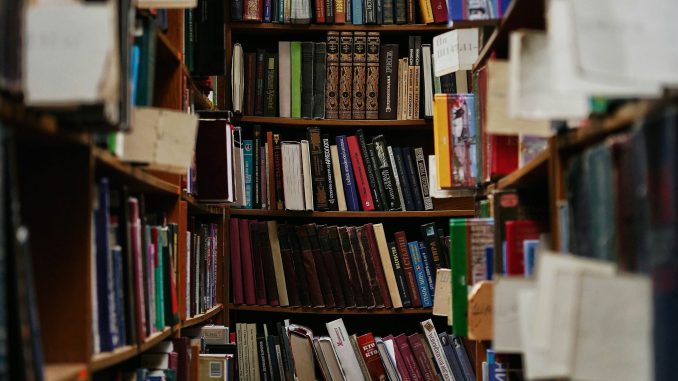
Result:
[231, 43, 244, 113]
[493, 276, 533, 353]
[300, 140, 314, 211]
[387, 146, 406, 211]
[325, 319, 366, 381]
[420, 319, 455, 381]
[422, 45, 434, 118]
[318, 337, 347, 381]
[432, 29, 479, 76]
[248, 324, 260, 381]
[290, 0, 311, 23]
[373, 224, 403, 308]
[278, 42, 292, 118]
[281, 142, 305, 210]
[432, 268, 451, 319]
[267, 221, 289, 306]
[376, 338, 399, 381]
[330, 145, 348, 212]
[137, 0, 197, 8]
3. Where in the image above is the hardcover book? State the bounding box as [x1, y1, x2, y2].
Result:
[326, 32, 341, 119]
[352, 32, 367, 120]
[378, 44, 399, 120]
[313, 43, 327, 119]
[301, 42, 315, 118]
[339, 32, 354, 120]
[365, 32, 380, 120]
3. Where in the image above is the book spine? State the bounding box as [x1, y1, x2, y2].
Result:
[277, 0, 284, 21]
[261, 146, 268, 210]
[326, 0, 334, 23]
[307, 225, 336, 307]
[383, 0, 394, 23]
[257, 337, 270, 381]
[259, 223, 280, 305]
[378, 45, 398, 120]
[264, 54, 278, 117]
[414, 147, 433, 210]
[326, 32, 341, 119]
[339, 227, 367, 307]
[264, 0, 272, 21]
[408, 242, 432, 307]
[365, 0, 376, 23]
[365, 32, 380, 120]
[245, 53, 256, 116]
[346, 0, 352, 23]
[244, 0, 263, 21]
[420, 223, 444, 269]
[307, 127, 329, 211]
[267, 132, 276, 210]
[276, 226, 301, 306]
[372, 136, 400, 210]
[230, 220, 244, 305]
[387, 146, 406, 210]
[315, 0, 326, 23]
[377, 0, 383, 23]
[421, 321, 455, 381]
[286, 225, 311, 306]
[350, 335, 373, 380]
[330, 146, 348, 211]
[326, 319, 365, 381]
[267, 221, 289, 306]
[449, 219, 468, 336]
[273, 135, 284, 210]
[232, 0, 244, 20]
[403, 147, 425, 211]
[365, 224, 393, 308]
[295, 226, 326, 307]
[290, 42, 302, 118]
[392, 147, 415, 211]
[336, 136, 361, 211]
[387, 241, 412, 307]
[335, 0, 346, 23]
[250, 223, 268, 305]
[417, 242, 436, 297]
[301, 42, 315, 118]
[253, 126, 261, 209]
[351, 32, 367, 119]
[418, 0, 434, 23]
[353, 0, 364, 24]
[347, 227, 373, 306]
[357, 333, 387, 380]
[430, 0, 447, 22]
[346, 136, 375, 211]
[339, 32, 354, 120]
[394, 335, 424, 381]
[328, 227, 356, 307]
[357, 226, 384, 307]
[318, 227, 346, 307]
[413, 37, 421, 120]
[407, 334, 436, 381]
[366, 144, 389, 212]
[394, 231, 422, 307]
[255, 49, 266, 116]
[394, 0, 406, 24]
[356, 130, 383, 210]
[313, 43, 327, 119]
[406, 0, 414, 23]
[322, 135, 338, 211]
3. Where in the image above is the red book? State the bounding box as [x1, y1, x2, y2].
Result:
[249, 221, 268, 305]
[315, 0, 326, 23]
[230, 218, 244, 305]
[239, 219, 256, 305]
[384, 335, 412, 381]
[407, 334, 437, 381]
[365, 224, 393, 308]
[393, 231, 422, 307]
[335, 0, 346, 23]
[267, 132, 276, 210]
[505, 220, 541, 275]
[347, 135, 375, 211]
[430, 0, 448, 23]
[127, 198, 146, 343]
[394, 334, 424, 381]
[490, 135, 519, 178]
[357, 333, 387, 381]
[243, 0, 263, 21]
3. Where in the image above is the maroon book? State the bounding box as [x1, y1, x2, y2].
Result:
[384, 335, 412, 381]
[338, 227, 367, 307]
[318, 226, 346, 308]
[239, 219, 256, 305]
[407, 333, 437, 381]
[284, 225, 312, 306]
[348, 226, 376, 307]
[195, 120, 232, 202]
[244, 53, 256, 115]
[357, 226, 385, 307]
[305, 224, 337, 307]
[328, 226, 357, 307]
[258, 222, 280, 306]
[171, 337, 190, 381]
[277, 225, 301, 306]
[365, 223, 393, 308]
[230, 218, 244, 305]
[394, 334, 424, 381]
[127, 198, 146, 343]
[393, 231, 422, 307]
[249, 221, 268, 305]
[357, 333, 387, 381]
[295, 225, 326, 307]
[430, 0, 448, 23]
[243, 0, 263, 21]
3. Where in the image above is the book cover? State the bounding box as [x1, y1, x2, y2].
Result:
[387, 146, 407, 210]
[326, 319, 365, 381]
[339, 32, 354, 120]
[336, 136, 361, 211]
[230, 219, 243, 305]
[249, 222, 269, 305]
[408, 333, 437, 381]
[327, 226, 356, 307]
[322, 134, 338, 211]
[394, 334, 424, 381]
[392, 147, 415, 211]
[413, 147, 434, 211]
[283, 224, 311, 306]
[430, 0, 447, 22]
[326, 32, 341, 119]
[267, 221, 289, 306]
[290, 42, 302, 118]
[281, 142, 305, 211]
[505, 220, 540, 276]
[367, 143, 388, 212]
[393, 231, 422, 307]
[307, 127, 330, 211]
[357, 333, 387, 380]
[245, 53, 256, 116]
[378, 44, 399, 120]
[346, 135, 375, 211]
[335, 0, 346, 23]
[420, 222, 446, 269]
[433, 94, 452, 188]
[314, 0, 326, 23]
[403, 147, 425, 211]
[313, 43, 327, 119]
[387, 241, 412, 307]
[273, 135, 284, 210]
[365, 32, 380, 120]
[264, 53, 278, 117]
[372, 135, 401, 211]
[365, 224, 394, 308]
[317, 227, 346, 308]
[418, 0, 433, 23]
[420, 320, 454, 381]
[255, 49, 266, 116]
[276, 225, 301, 306]
[301, 42, 315, 119]
[348, 227, 376, 307]
[407, 242, 432, 308]
[352, 32, 367, 120]
[294, 225, 326, 307]
[278, 41, 291, 118]
[305, 224, 337, 307]
[357, 130, 384, 210]
[330, 145, 348, 211]
[338, 227, 367, 307]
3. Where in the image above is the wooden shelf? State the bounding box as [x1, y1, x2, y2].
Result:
[93, 147, 180, 195]
[228, 209, 474, 218]
[236, 116, 432, 129]
[139, 326, 174, 352]
[157, 31, 182, 63]
[183, 304, 225, 328]
[182, 64, 214, 111]
[183, 192, 226, 216]
[90, 345, 137, 372]
[44, 363, 87, 381]
[229, 303, 433, 315]
[231, 20, 499, 34]
[473, 0, 545, 70]
[496, 147, 550, 190]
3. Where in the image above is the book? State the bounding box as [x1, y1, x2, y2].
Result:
[318, 227, 347, 308]
[195, 120, 234, 202]
[348, 227, 375, 307]
[388, 241, 412, 307]
[273, 135, 284, 210]
[313, 43, 327, 119]
[505, 220, 540, 276]
[394, 334, 424, 380]
[357, 333, 387, 380]
[418, 0, 433, 23]
[264, 53, 278, 117]
[335, 0, 346, 23]
[327, 226, 356, 307]
[281, 142, 305, 211]
[301, 42, 315, 118]
[422, 45, 433, 118]
[408, 333, 437, 381]
[267, 221, 289, 306]
[408, 242, 432, 308]
[244, 0, 263, 20]
[392, 147, 416, 211]
[346, 136, 375, 211]
[330, 145, 348, 211]
[326, 32, 341, 119]
[403, 147, 425, 211]
[352, 32, 367, 120]
[339, 32, 353, 120]
[245, 53, 256, 116]
[314, 0, 326, 23]
[278, 41, 291, 118]
[267, 132, 276, 210]
[339, 227, 367, 307]
[394, 0, 406, 23]
[394, 231, 422, 307]
[255, 49, 266, 116]
[378, 44, 399, 120]
[230, 220, 243, 305]
[326, 319, 365, 381]
[336, 136, 360, 211]
[307, 127, 330, 211]
[321, 135, 338, 211]
[365, 32, 380, 120]
[387, 146, 407, 210]
[353, 0, 364, 24]
[373, 224, 403, 308]
[301, 140, 314, 211]
[372, 136, 401, 211]
[290, 42, 302, 118]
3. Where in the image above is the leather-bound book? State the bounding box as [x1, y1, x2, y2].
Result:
[351, 32, 367, 119]
[301, 42, 315, 118]
[317, 226, 347, 308]
[325, 32, 341, 119]
[365, 32, 380, 120]
[339, 32, 354, 120]
[294, 225, 325, 307]
[327, 226, 356, 307]
[305, 223, 336, 307]
[338, 227, 367, 307]
[313, 43, 327, 119]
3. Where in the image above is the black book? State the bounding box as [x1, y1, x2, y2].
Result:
[378, 44, 399, 120]
[394, 0, 406, 24]
[264, 53, 278, 117]
[301, 42, 315, 118]
[392, 147, 415, 211]
[372, 135, 401, 211]
[318, 226, 346, 308]
[365, 0, 377, 23]
[307, 127, 330, 211]
[253, 125, 262, 209]
[403, 147, 424, 211]
[281, 225, 312, 306]
[440, 73, 456, 94]
[313, 43, 327, 119]
[322, 134, 338, 211]
[259, 223, 280, 305]
[267, 335, 282, 381]
[383, 0, 394, 23]
[420, 223, 447, 269]
[376, 0, 383, 24]
[367, 143, 389, 212]
[257, 336, 271, 381]
[231, 0, 243, 20]
[194, 0, 225, 75]
[325, 0, 334, 23]
[387, 241, 412, 307]
[255, 49, 266, 116]
[356, 129, 384, 211]
[277, 322, 295, 381]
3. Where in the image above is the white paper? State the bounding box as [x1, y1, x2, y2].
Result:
[572, 274, 653, 381]
[493, 277, 533, 353]
[137, 0, 198, 8]
[508, 30, 588, 121]
[384, 339, 397, 367]
[517, 288, 551, 380]
[433, 29, 479, 77]
[433, 268, 452, 318]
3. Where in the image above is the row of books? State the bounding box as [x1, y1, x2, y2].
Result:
[229, 219, 451, 309]
[92, 178, 219, 353]
[234, 32, 467, 120]
[236, 318, 476, 381]
[231, 0, 508, 24]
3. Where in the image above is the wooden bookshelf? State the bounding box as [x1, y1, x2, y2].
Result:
[496, 147, 550, 190]
[89, 345, 138, 372]
[229, 304, 434, 315]
[230, 20, 499, 34]
[44, 363, 87, 381]
[183, 191, 226, 216]
[93, 147, 181, 195]
[183, 304, 225, 328]
[228, 209, 475, 218]
[139, 326, 174, 353]
[237, 116, 432, 129]
[157, 31, 182, 63]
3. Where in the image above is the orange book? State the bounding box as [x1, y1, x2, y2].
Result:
[335, 0, 346, 23]
[418, 0, 434, 23]
[433, 94, 452, 188]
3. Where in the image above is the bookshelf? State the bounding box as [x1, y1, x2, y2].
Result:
[43, 363, 87, 381]
[495, 145, 550, 190]
[230, 20, 499, 33]
[228, 209, 474, 218]
[237, 116, 433, 129]
[229, 303, 434, 315]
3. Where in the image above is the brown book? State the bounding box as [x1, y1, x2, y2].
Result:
[249, 221, 269, 305]
[378, 44, 398, 120]
[413, 36, 421, 120]
[352, 32, 367, 120]
[365, 223, 393, 308]
[406, 0, 414, 23]
[365, 32, 380, 120]
[267, 220, 289, 306]
[338, 227, 367, 307]
[294, 225, 326, 307]
[318, 226, 346, 308]
[258, 221, 280, 305]
[195, 119, 233, 202]
[245, 52, 256, 116]
[408, 333, 437, 381]
[356, 333, 387, 381]
[348, 226, 376, 308]
[357, 225, 385, 308]
[339, 32, 353, 120]
[277, 224, 301, 306]
[393, 231, 422, 307]
[243, 0, 263, 20]
[267, 131, 276, 210]
[326, 31, 341, 119]
[327, 226, 357, 307]
[305, 223, 337, 307]
[283, 224, 312, 306]
[255, 49, 266, 116]
[307, 127, 330, 211]
[273, 134, 284, 210]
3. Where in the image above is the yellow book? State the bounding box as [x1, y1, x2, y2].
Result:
[419, 0, 434, 23]
[433, 94, 452, 188]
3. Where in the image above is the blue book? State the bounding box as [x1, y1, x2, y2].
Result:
[485, 245, 494, 280]
[499, 0, 511, 16]
[336, 136, 361, 211]
[523, 239, 539, 278]
[452, 334, 475, 381]
[154, 227, 165, 330]
[352, 0, 363, 24]
[95, 178, 115, 352]
[447, 0, 465, 22]
[130, 46, 140, 106]
[408, 241, 432, 308]
[112, 246, 126, 347]
[243, 140, 254, 208]
[417, 241, 436, 297]
[487, 349, 506, 381]
[264, 0, 272, 22]
[502, 241, 507, 276]
[278, 0, 284, 22]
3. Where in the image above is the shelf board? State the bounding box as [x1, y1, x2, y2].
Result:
[157, 31, 182, 63]
[139, 326, 174, 353]
[236, 116, 432, 129]
[231, 20, 499, 34]
[229, 303, 433, 315]
[182, 304, 225, 328]
[228, 209, 474, 218]
[473, 0, 545, 70]
[181, 65, 214, 111]
[496, 147, 550, 190]
[90, 345, 137, 372]
[44, 363, 87, 381]
[183, 192, 226, 215]
[93, 147, 180, 195]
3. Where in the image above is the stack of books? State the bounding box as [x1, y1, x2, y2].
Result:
[230, 220, 450, 309]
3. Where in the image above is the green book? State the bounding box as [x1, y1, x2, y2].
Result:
[155, 227, 165, 330]
[291, 41, 302, 118]
[450, 218, 468, 337]
[584, 144, 616, 261]
[478, 199, 490, 218]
